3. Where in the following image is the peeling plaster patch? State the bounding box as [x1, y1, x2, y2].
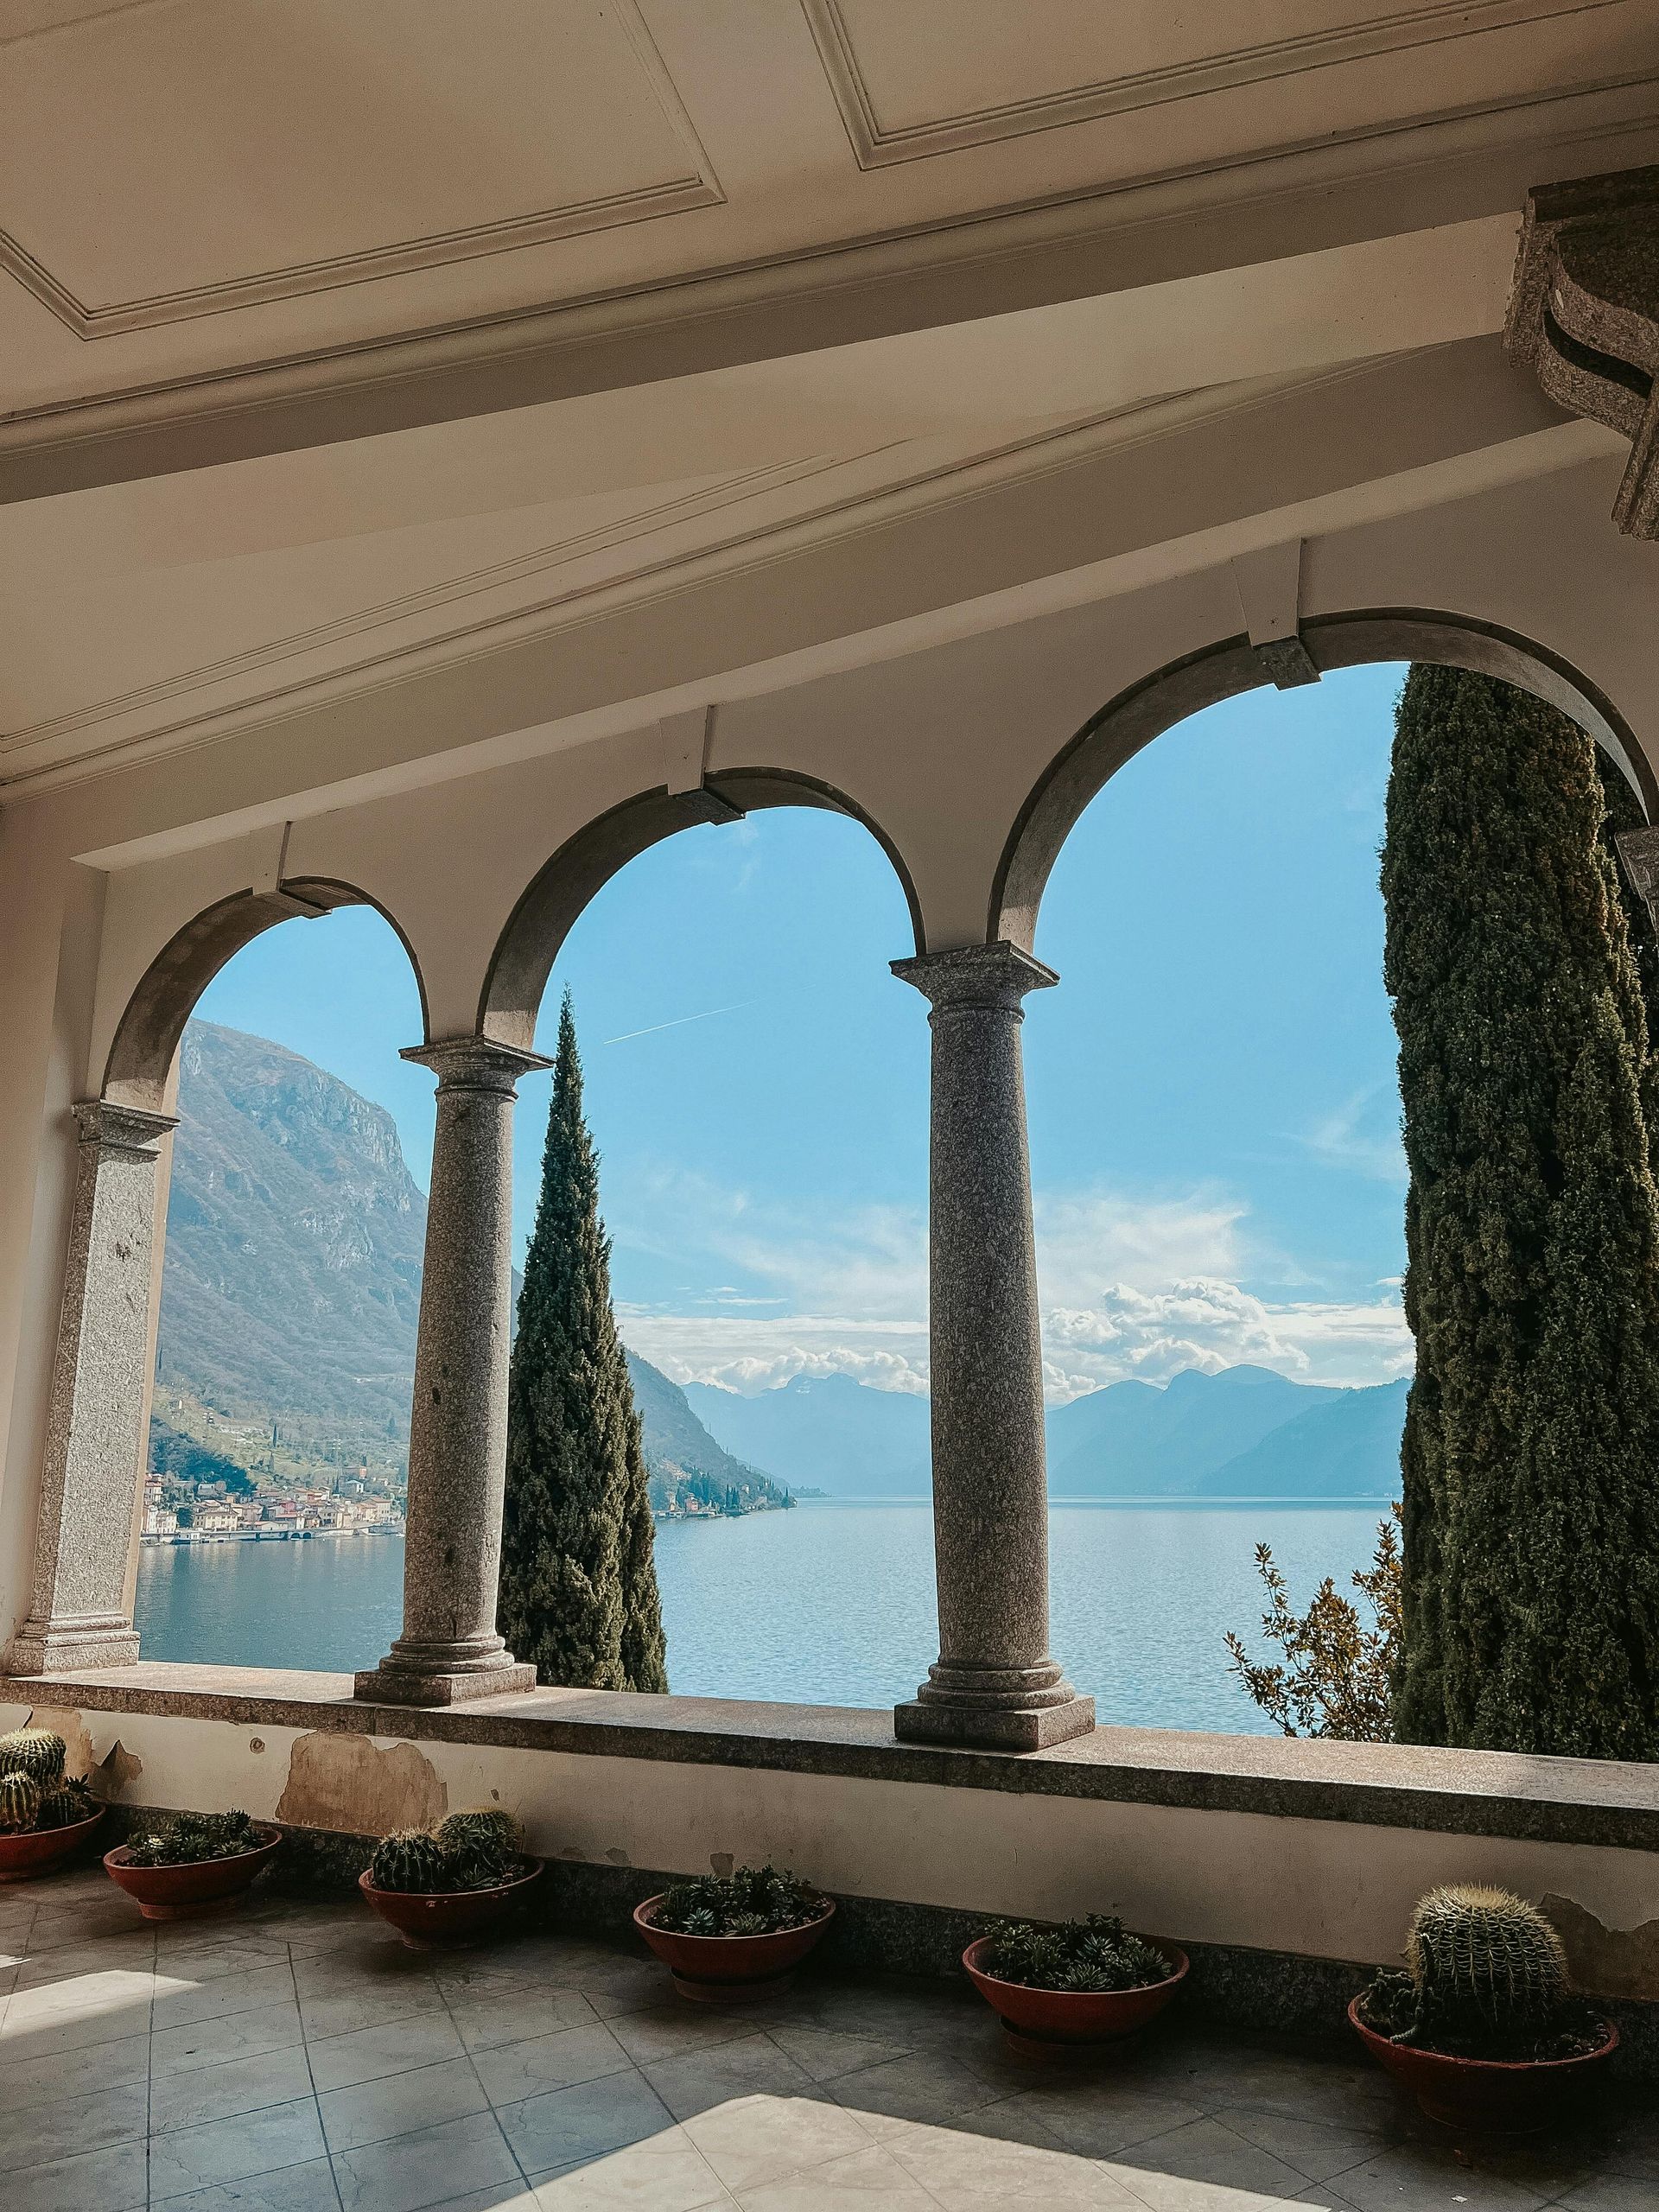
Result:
[275, 1731, 445, 1836]
[605, 1848, 629, 1865]
[92, 1738, 143, 1799]
[710, 1852, 734, 1877]
[1542, 1892, 1659, 2000]
[22, 1706, 97, 1779]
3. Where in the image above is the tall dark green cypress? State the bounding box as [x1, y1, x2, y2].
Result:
[499, 993, 667, 1693]
[1382, 664, 1659, 1759]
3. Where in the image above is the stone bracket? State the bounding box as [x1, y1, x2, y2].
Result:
[1230, 540, 1319, 690]
[1506, 163, 1659, 541]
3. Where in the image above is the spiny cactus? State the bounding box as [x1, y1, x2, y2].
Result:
[370, 1828, 449, 1894]
[0, 1729, 66, 1785]
[0, 1770, 42, 1834]
[1401, 1885, 1567, 2044]
[35, 1780, 97, 1830]
[432, 1808, 518, 1886]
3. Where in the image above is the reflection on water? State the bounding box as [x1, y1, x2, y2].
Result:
[134, 1498, 1389, 1732]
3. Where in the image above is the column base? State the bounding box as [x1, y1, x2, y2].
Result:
[894, 1691, 1095, 1751]
[353, 1637, 537, 1707]
[3, 1617, 140, 1675]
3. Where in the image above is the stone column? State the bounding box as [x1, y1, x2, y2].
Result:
[4, 1102, 177, 1674]
[892, 943, 1094, 1751]
[355, 1038, 546, 1706]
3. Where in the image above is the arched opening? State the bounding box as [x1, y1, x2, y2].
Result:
[498, 792, 931, 1703]
[122, 897, 431, 1674]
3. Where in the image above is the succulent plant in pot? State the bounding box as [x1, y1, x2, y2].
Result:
[963, 1914, 1188, 2060]
[0, 1730, 105, 1881]
[359, 1810, 542, 1947]
[105, 1808, 282, 1921]
[1350, 1885, 1618, 2131]
[634, 1865, 836, 2003]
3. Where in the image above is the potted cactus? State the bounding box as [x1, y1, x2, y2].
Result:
[359, 1809, 542, 1947]
[962, 1915, 1188, 2059]
[633, 1865, 835, 2003]
[1350, 1885, 1618, 2132]
[105, 1809, 282, 1921]
[0, 1729, 105, 1881]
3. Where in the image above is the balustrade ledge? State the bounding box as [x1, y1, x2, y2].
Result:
[4, 1661, 1656, 1854]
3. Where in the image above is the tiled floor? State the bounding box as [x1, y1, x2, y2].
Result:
[1, 1867, 1651, 2212]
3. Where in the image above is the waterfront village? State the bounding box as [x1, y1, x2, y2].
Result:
[142, 1394, 407, 1545]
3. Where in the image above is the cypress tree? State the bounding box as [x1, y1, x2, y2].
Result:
[499, 993, 667, 1692]
[1382, 664, 1659, 1759]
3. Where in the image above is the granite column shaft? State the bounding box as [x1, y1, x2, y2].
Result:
[355, 1037, 545, 1705]
[4, 1101, 176, 1674]
[893, 943, 1094, 1751]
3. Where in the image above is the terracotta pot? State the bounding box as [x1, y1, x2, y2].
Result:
[0, 1807, 105, 1883]
[359, 1859, 543, 1948]
[105, 1825, 283, 1922]
[633, 1895, 836, 2003]
[963, 1936, 1189, 2060]
[1348, 1996, 1619, 2133]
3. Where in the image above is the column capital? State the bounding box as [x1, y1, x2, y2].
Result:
[73, 1100, 179, 1156]
[891, 940, 1058, 1012]
[401, 1035, 552, 1094]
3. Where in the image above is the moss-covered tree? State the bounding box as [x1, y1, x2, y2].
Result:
[499, 992, 668, 1692]
[1382, 664, 1659, 1758]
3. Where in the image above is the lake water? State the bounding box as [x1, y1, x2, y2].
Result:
[134, 1499, 1389, 1733]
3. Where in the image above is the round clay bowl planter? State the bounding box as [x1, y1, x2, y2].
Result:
[633, 1895, 836, 2003]
[105, 1825, 283, 1922]
[359, 1858, 543, 1948]
[963, 1936, 1189, 2062]
[1348, 1997, 1619, 2133]
[0, 1807, 105, 1883]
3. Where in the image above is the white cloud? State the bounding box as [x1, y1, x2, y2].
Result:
[1296, 1088, 1408, 1186]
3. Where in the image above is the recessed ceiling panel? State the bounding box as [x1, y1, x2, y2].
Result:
[0, 0, 720, 333]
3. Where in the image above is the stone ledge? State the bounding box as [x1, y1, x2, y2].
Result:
[5, 1662, 1658, 1853]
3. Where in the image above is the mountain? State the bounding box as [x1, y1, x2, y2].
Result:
[153, 1021, 772, 1512]
[685, 1372, 932, 1496]
[1046, 1364, 1325, 1495]
[689, 1362, 1405, 1500]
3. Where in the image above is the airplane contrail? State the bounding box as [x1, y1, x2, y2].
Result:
[601, 1001, 751, 1046]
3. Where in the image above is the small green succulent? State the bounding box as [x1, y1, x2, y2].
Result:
[653, 1865, 827, 1937]
[979, 1914, 1171, 1994]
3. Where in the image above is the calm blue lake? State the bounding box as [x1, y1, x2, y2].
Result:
[133, 1499, 1389, 1734]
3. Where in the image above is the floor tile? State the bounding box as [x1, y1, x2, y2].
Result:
[1217, 2104, 1389, 2183]
[9, 2137, 149, 2212]
[533, 2124, 733, 2210]
[1013, 2082, 1209, 2161]
[683, 2091, 877, 2193]
[151, 2155, 345, 2212]
[330, 2108, 524, 2212]
[1109, 2114, 1315, 2201]
[320, 2053, 491, 2152]
[609, 2004, 761, 2067]
[829, 2050, 1001, 2132]
[154, 1959, 298, 2029]
[1332, 2145, 1554, 2211]
[152, 1995, 307, 2075]
[649, 2033, 823, 2122]
[7, 2077, 151, 2172]
[731, 2141, 938, 2210]
[1559, 2177, 1659, 2212]
[301, 1979, 449, 2044]
[761, 2024, 914, 2084]
[448, 1984, 600, 2053]
[149, 2095, 329, 2200]
[473, 2021, 635, 2107]
[498, 2067, 677, 2174]
[308, 2005, 467, 2091]
[0, 2024, 150, 2110]
[887, 2114, 1142, 2208]
[150, 2042, 316, 2133]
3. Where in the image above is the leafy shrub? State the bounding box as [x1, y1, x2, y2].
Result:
[124, 1810, 264, 1866]
[979, 1914, 1170, 1994]
[652, 1864, 828, 1936]
[1224, 1510, 1401, 1739]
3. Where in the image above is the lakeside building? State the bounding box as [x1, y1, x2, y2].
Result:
[3, 13, 1659, 2200]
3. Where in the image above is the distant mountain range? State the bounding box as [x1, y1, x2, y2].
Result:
[688, 1363, 1407, 1499]
[154, 1022, 780, 1513]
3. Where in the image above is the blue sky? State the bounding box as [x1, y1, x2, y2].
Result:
[192, 664, 1412, 1401]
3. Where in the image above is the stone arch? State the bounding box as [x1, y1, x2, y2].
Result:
[991, 612, 1655, 951]
[103, 878, 430, 1110]
[478, 768, 925, 1050]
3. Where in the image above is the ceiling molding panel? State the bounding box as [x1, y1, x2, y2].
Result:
[803, 0, 1640, 166]
[0, 0, 722, 337]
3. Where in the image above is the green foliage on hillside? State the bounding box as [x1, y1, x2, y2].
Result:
[499, 995, 668, 1693]
[1382, 666, 1659, 1758]
[148, 1416, 254, 1495]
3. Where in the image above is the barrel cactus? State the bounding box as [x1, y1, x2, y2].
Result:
[35, 1780, 96, 1830]
[433, 1808, 518, 1887]
[0, 1729, 66, 1786]
[370, 1828, 449, 1894]
[0, 1770, 42, 1833]
[1402, 1885, 1567, 2043]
